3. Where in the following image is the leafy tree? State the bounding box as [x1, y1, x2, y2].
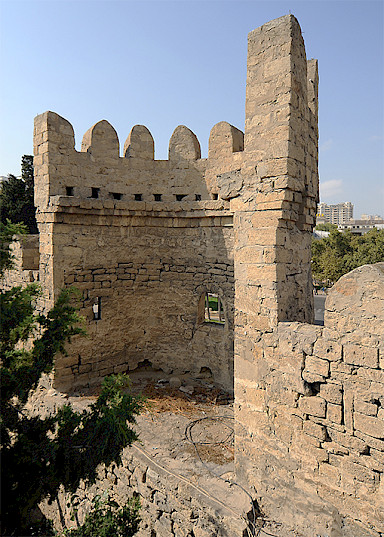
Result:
[0, 220, 28, 276]
[63, 494, 140, 537]
[21, 154, 34, 187]
[315, 222, 338, 232]
[1, 222, 142, 535]
[0, 155, 38, 234]
[312, 228, 384, 283]
[350, 227, 384, 267]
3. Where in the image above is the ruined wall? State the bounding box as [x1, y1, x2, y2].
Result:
[32, 112, 246, 392]
[56, 218, 235, 391]
[235, 264, 384, 536]
[1, 235, 40, 290]
[41, 437, 248, 537]
[233, 15, 383, 537]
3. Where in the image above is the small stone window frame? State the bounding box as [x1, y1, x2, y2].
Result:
[154, 194, 162, 202]
[111, 192, 122, 200]
[66, 186, 74, 196]
[134, 194, 142, 201]
[198, 292, 225, 325]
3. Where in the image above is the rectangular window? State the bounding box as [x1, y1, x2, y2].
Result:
[195, 194, 201, 201]
[211, 193, 218, 200]
[154, 194, 162, 201]
[91, 187, 100, 199]
[205, 293, 225, 324]
[134, 194, 142, 201]
[66, 186, 74, 196]
[111, 192, 122, 200]
[175, 194, 187, 201]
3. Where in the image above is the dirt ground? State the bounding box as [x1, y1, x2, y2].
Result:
[29, 369, 298, 537]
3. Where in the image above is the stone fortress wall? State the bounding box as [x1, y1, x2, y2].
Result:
[1, 234, 39, 290]
[32, 111, 242, 392]
[235, 264, 384, 537]
[3, 14, 383, 537]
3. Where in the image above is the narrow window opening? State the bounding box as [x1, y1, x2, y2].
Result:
[66, 186, 74, 196]
[111, 192, 122, 200]
[154, 194, 162, 201]
[134, 194, 142, 201]
[175, 194, 187, 201]
[211, 193, 218, 200]
[204, 293, 225, 324]
[92, 297, 102, 320]
[195, 194, 201, 201]
[91, 187, 100, 199]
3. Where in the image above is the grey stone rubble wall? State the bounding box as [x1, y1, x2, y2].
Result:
[235, 264, 384, 537]
[31, 377, 250, 537]
[59, 253, 235, 392]
[42, 447, 248, 537]
[1, 235, 40, 290]
[42, 207, 235, 392]
[31, 108, 243, 393]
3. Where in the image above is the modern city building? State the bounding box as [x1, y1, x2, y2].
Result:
[317, 201, 354, 224]
[338, 217, 384, 235]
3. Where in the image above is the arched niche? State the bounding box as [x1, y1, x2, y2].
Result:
[124, 125, 154, 159]
[169, 125, 201, 162]
[81, 120, 119, 159]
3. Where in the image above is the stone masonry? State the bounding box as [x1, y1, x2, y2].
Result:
[3, 14, 383, 537]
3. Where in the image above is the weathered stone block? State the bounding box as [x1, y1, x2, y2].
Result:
[304, 355, 329, 377]
[319, 383, 343, 405]
[326, 428, 367, 454]
[302, 370, 325, 384]
[327, 403, 343, 425]
[354, 413, 384, 440]
[356, 368, 384, 384]
[303, 420, 327, 441]
[299, 396, 326, 418]
[340, 459, 377, 484]
[354, 400, 378, 417]
[344, 344, 379, 368]
[313, 338, 342, 362]
[318, 462, 341, 487]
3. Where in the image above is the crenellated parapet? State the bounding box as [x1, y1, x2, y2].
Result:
[33, 112, 247, 211]
[124, 125, 154, 160]
[32, 12, 319, 344]
[32, 12, 319, 354]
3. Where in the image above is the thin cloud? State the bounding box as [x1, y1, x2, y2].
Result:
[369, 135, 383, 142]
[320, 179, 343, 199]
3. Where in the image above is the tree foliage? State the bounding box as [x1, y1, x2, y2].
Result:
[0, 220, 28, 276]
[315, 222, 338, 232]
[0, 155, 38, 234]
[64, 495, 140, 537]
[312, 228, 384, 283]
[1, 222, 142, 536]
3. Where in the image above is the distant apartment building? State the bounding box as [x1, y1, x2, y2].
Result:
[360, 214, 383, 221]
[317, 202, 354, 225]
[338, 217, 384, 235]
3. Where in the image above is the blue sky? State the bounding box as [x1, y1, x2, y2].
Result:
[1, 0, 383, 217]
